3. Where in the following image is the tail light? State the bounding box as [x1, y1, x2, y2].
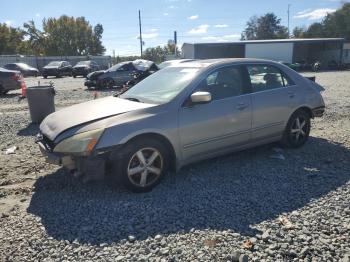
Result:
[11, 72, 22, 81]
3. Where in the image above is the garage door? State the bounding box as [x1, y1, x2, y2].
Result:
[245, 43, 293, 63]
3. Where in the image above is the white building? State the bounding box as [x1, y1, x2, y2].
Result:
[182, 38, 344, 66]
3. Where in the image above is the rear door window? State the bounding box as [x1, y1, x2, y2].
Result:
[247, 65, 285, 93]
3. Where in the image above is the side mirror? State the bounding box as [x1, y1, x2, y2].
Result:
[190, 91, 212, 105]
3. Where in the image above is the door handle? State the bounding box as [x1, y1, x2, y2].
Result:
[237, 103, 247, 110]
[288, 91, 295, 98]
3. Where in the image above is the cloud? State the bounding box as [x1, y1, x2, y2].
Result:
[214, 24, 229, 28]
[294, 8, 336, 20]
[5, 20, 12, 26]
[148, 28, 158, 32]
[188, 24, 209, 35]
[169, 5, 176, 9]
[163, 12, 169, 16]
[136, 33, 159, 39]
[188, 15, 199, 20]
[35, 13, 40, 17]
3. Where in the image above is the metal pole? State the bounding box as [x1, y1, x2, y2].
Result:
[174, 31, 177, 57]
[287, 4, 291, 38]
[139, 10, 143, 57]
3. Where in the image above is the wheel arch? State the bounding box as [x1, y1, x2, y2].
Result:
[122, 132, 177, 171]
[293, 106, 313, 119]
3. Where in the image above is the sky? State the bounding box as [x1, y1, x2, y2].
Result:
[0, 0, 347, 56]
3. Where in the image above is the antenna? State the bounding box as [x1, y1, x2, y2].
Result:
[287, 4, 291, 38]
[139, 10, 143, 57]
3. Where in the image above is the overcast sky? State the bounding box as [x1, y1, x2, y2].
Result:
[0, 0, 347, 56]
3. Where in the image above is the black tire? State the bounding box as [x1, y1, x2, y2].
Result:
[73, 74, 77, 78]
[43, 75, 47, 79]
[281, 109, 311, 148]
[104, 78, 115, 89]
[109, 138, 169, 193]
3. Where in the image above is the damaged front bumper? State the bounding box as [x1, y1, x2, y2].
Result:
[36, 136, 112, 181]
[38, 141, 76, 169]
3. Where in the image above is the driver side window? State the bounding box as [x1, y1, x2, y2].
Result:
[196, 66, 244, 101]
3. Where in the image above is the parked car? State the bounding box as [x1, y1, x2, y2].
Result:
[158, 59, 196, 69]
[279, 61, 301, 71]
[37, 59, 325, 192]
[3, 63, 39, 77]
[85, 59, 158, 89]
[0, 67, 23, 94]
[72, 60, 100, 78]
[42, 61, 72, 78]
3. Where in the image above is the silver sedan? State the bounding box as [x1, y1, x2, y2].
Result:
[37, 59, 325, 192]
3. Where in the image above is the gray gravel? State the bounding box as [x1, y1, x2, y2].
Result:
[0, 72, 349, 261]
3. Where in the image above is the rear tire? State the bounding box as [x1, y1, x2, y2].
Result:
[43, 75, 47, 79]
[109, 138, 169, 193]
[281, 109, 311, 148]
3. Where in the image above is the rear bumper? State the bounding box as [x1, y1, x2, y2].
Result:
[312, 106, 325, 117]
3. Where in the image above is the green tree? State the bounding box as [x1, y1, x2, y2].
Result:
[23, 15, 106, 56]
[0, 23, 27, 55]
[241, 13, 289, 40]
[293, 3, 350, 40]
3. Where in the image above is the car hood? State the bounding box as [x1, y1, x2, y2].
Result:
[40, 96, 155, 141]
[87, 70, 105, 80]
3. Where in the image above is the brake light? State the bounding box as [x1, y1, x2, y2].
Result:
[11, 72, 22, 81]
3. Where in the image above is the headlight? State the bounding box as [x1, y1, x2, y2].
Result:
[53, 129, 104, 155]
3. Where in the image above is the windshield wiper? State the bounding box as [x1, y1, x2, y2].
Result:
[123, 97, 142, 102]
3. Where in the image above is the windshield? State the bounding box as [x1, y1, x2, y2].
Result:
[120, 67, 200, 104]
[17, 63, 31, 69]
[47, 61, 61, 66]
[108, 62, 128, 72]
[76, 61, 90, 66]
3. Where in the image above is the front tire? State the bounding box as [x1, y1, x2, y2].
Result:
[281, 110, 311, 148]
[109, 138, 169, 193]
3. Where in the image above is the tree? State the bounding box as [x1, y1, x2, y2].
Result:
[293, 3, 350, 41]
[241, 13, 289, 40]
[0, 23, 27, 55]
[23, 15, 106, 56]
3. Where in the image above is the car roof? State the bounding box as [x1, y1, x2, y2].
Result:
[170, 58, 281, 68]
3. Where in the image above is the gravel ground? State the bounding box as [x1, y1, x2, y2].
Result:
[0, 72, 349, 261]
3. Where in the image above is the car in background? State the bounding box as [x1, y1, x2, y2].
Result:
[0, 67, 23, 94]
[279, 61, 301, 71]
[42, 61, 72, 78]
[3, 63, 39, 77]
[85, 59, 158, 89]
[37, 58, 325, 192]
[72, 60, 100, 78]
[158, 59, 196, 69]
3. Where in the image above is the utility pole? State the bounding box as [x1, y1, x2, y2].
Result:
[138, 10, 143, 58]
[174, 31, 177, 57]
[287, 4, 291, 38]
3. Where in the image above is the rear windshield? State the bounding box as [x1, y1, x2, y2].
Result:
[47, 61, 61, 66]
[76, 61, 90, 65]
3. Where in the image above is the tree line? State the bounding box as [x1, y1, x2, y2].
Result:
[0, 15, 105, 56]
[241, 3, 350, 41]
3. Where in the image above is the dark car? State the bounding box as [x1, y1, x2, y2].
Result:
[0, 67, 23, 94]
[85, 59, 158, 89]
[3, 63, 39, 77]
[42, 61, 72, 78]
[72, 60, 100, 78]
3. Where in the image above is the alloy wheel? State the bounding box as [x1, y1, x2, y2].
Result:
[127, 147, 163, 187]
[290, 116, 308, 143]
